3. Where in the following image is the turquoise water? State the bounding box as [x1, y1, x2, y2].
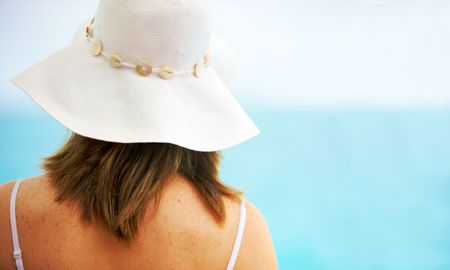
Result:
[1, 109, 450, 269]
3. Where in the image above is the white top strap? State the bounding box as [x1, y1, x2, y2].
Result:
[9, 179, 25, 270]
[226, 199, 247, 270]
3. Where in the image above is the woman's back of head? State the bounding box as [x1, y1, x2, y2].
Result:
[0, 133, 278, 270]
[41, 132, 242, 242]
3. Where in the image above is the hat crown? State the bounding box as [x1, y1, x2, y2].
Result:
[92, 0, 211, 69]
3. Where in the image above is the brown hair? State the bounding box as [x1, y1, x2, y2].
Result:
[41, 132, 242, 242]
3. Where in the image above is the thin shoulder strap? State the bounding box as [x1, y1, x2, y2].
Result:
[10, 179, 25, 270]
[226, 199, 247, 270]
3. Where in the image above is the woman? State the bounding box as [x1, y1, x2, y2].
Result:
[0, 0, 278, 269]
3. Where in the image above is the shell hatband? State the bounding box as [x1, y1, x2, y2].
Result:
[85, 18, 210, 79]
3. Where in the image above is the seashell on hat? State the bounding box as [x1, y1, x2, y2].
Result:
[10, 0, 260, 151]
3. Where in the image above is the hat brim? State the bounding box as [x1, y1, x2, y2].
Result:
[10, 35, 260, 151]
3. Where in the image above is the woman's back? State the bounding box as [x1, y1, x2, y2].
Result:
[0, 175, 277, 270]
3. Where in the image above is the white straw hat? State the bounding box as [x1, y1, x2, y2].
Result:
[10, 0, 260, 151]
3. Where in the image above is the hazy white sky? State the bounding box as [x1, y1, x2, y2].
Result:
[1, 0, 450, 111]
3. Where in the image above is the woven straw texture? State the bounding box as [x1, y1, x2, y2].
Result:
[10, 0, 260, 151]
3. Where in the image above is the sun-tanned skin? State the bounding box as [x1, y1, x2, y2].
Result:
[0, 174, 278, 270]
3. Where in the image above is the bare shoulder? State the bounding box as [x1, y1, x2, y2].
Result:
[156, 177, 279, 269]
[0, 178, 17, 239]
[0, 178, 17, 197]
[0, 178, 17, 227]
[0, 176, 37, 270]
[0, 175, 45, 203]
[235, 200, 279, 270]
[0, 174, 44, 214]
[0, 175, 47, 227]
